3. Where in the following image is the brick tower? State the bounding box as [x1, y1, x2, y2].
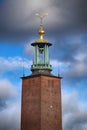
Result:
[21, 13, 62, 130]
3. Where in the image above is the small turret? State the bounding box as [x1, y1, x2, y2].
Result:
[31, 13, 52, 75]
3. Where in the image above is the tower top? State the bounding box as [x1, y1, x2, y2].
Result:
[35, 13, 48, 43]
[31, 13, 52, 75]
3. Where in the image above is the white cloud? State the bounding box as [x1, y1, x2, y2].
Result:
[24, 42, 34, 55]
[0, 78, 21, 129]
[0, 102, 21, 130]
[62, 90, 87, 130]
[50, 59, 61, 67]
[60, 48, 87, 78]
[0, 56, 32, 74]
[0, 56, 72, 75]
[51, 59, 70, 70]
[75, 53, 86, 61]
[50, 59, 59, 67]
[0, 79, 17, 98]
[63, 61, 87, 78]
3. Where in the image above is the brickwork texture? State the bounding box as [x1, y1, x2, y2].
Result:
[21, 75, 62, 130]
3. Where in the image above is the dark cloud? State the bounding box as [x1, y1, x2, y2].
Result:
[0, 99, 7, 111]
[50, 0, 87, 31]
[0, 0, 87, 41]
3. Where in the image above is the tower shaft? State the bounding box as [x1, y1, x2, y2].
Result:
[21, 75, 62, 130]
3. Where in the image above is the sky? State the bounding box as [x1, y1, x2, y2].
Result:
[0, 0, 87, 130]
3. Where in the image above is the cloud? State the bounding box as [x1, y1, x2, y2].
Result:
[61, 50, 87, 80]
[0, 100, 7, 111]
[0, 56, 32, 74]
[62, 90, 87, 130]
[49, 34, 87, 81]
[0, 56, 71, 77]
[24, 42, 34, 55]
[0, 78, 21, 129]
[0, 102, 21, 130]
[0, 0, 87, 41]
[0, 79, 17, 98]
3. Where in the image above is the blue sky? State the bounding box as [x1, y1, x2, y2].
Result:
[0, 0, 87, 130]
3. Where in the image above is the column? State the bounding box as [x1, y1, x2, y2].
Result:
[36, 45, 39, 64]
[46, 45, 49, 63]
[44, 44, 46, 64]
[44, 44, 49, 64]
[34, 46, 37, 64]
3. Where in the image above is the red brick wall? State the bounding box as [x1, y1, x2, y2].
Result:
[21, 75, 62, 130]
[21, 77, 41, 130]
[41, 76, 62, 130]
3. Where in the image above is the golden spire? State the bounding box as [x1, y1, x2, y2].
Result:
[35, 13, 48, 42]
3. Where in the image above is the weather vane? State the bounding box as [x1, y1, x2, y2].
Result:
[35, 13, 48, 27]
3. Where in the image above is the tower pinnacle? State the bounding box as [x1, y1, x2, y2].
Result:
[35, 13, 48, 42]
[31, 13, 52, 75]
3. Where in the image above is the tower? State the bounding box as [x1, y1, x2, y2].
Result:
[21, 13, 62, 130]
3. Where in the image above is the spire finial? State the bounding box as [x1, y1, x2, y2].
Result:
[35, 13, 48, 42]
[35, 13, 48, 28]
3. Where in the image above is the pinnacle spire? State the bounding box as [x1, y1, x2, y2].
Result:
[35, 13, 48, 42]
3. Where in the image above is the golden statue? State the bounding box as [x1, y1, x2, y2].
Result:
[35, 13, 48, 26]
[35, 13, 48, 43]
